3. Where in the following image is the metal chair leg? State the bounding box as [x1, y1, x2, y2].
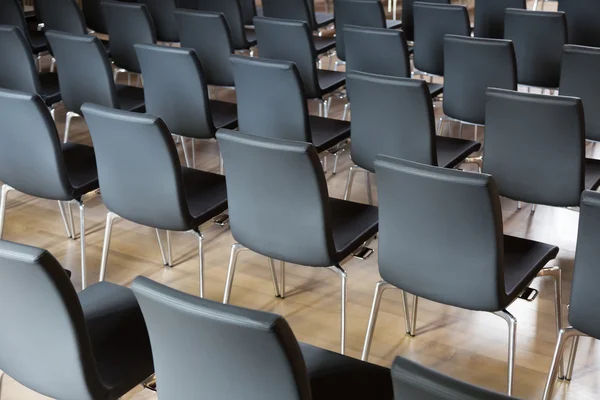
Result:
[543, 328, 583, 400]
[268, 258, 281, 298]
[67, 201, 76, 240]
[99, 212, 119, 281]
[538, 266, 564, 378]
[166, 230, 173, 267]
[343, 165, 358, 200]
[410, 295, 419, 336]
[223, 243, 248, 304]
[192, 139, 196, 168]
[493, 309, 517, 396]
[565, 335, 580, 381]
[57, 201, 73, 238]
[533, 0, 539, 10]
[0, 185, 14, 238]
[181, 136, 192, 167]
[195, 231, 204, 298]
[78, 201, 87, 290]
[280, 261, 286, 298]
[342, 102, 350, 121]
[331, 265, 348, 354]
[332, 147, 345, 175]
[361, 280, 395, 361]
[64, 111, 78, 143]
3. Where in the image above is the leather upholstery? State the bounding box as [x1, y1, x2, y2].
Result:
[443, 35, 517, 125]
[136, 0, 179, 42]
[504, 9, 567, 88]
[262, 0, 324, 31]
[413, 3, 470, 77]
[197, 0, 255, 50]
[81, 0, 108, 34]
[473, 0, 525, 39]
[400, 0, 450, 42]
[34, 0, 87, 35]
[239, 0, 258, 25]
[558, 0, 600, 48]
[0, 0, 46, 53]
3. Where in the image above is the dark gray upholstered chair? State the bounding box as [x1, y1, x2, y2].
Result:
[343, 71, 481, 203]
[392, 357, 517, 400]
[362, 156, 562, 396]
[413, 3, 470, 79]
[230, 55, 350, 173]
[559, 45, 600, 143]
[135, 44, 238, 168]
[81, 104, 228, 297]
[0, 25, 61, 115]
[46, 30, 146, 142]
[196, 0, 257, 51]
[254, 17, 346, 112]
[473, 0, 525, 39]
[400, 0, 450, 43]
[81, 0, 108, 34]
[332, 0, 401, 64]
[0, 239, 154, 400]
[558, 0, 600, 48]
[240, 0, 259, 26]
[132, 276, 393, 400]
[262, 0, 334, 32]
[136, 0, 179, 43]
[543, 190, 600, 400]
[217, 130, 378, 354]
[175, 10, 235, 87]
[0, 0, 47, 56]
[0, 89, 99, 289]
[504, 9, 567, 90]
[483, 88, 600, 210]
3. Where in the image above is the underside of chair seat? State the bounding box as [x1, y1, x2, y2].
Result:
[386, 19, 402, 29]
[300, 342, 393, 399]
[314, 35, 336, 55]
[309, 115, 350, 153]
[317, 69, 346, 96]
[427, 82, 443, 98]
[244, 28, 257, 47]
[584, 157, 600, 191]
[314, 12, 334, 29]
[38, 72, 61, 107]
[180, 167, 228, 226]
[328, 198, 378, 261]
[435, 136, 481, 169]
[502, 234, 558, 300]
[61, 142, 99, 197]
[29, 30, 48, 54]
[115, 84, 145, 113]
[209, 100, 239, 131]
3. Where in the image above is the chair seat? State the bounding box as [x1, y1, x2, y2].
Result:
[29, 29, 48, 54]
[584, 157, 600, 191]
[435, 136, 481, 169]
[314, 12, 334, 29]
[386, 19, 402, 29]
[245, 28, 257, 47]
[209, 100, 238, 131]
[78, 282, 154, 399]
[317, 69, 346, 97]
[329, 197, 378, 261]
[61, 142, 99, 197]
[38, 72, 61, 107]
[314, 35, 336, 55]
[309, 115, 350, 152]
[115, 84, 145, 113]
[181, 167, 228, 226]
[427, 82, 443, 98]
[502, 234, 558, 300]
[300, 342, 393, 400]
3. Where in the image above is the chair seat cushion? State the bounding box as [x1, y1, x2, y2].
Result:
[29, 30, 48, 54]
[386, 19, 402, 29]
[78, 281, 154, 398]
[314, 12, 334, 29]
[329, 198, 378, 261]
[427, 82, 443, 98]
[115, 84, 145, 113]
[300, 342, 393, 400]
[584, 157, 600, 191]
[181, 167, 228, 226]
[245, 28, 257, 47]
[314, 35, 336, 55]
[39, 72, 61, 107]
[61, 142, 99, 197]
[210, 100, 238, 131]
[309, 116, 350, 153]
[435, 136, 481, 169]
[503, 234, 558, 299]
[317, 69, 346, 97]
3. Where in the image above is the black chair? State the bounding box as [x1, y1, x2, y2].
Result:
[558, 0, 600, 48]
[218, 130, 378, 354]
[413, 2, 471, 79]
[231, 55, 350, 172]
[343, 71, 481, 203]
[0, 239, 154, 400]
[81, 104, 228, 297]
[559, 45, 600, 143]
[175, 9, 235, 87]
[262, 0, 334, 32]
[0, 0, 48, 56]
[136, 0, 179, 42]
[196, 0, 257, 51]
[392, 357, 517, 400]
[504, 9, 567, 90]
[46, 30, 145, 142]
[473, 0, 525, 39]
[254, 17, 346, 113]
[240, 0, 259, 26]
[400, 0, 450, 43]
[0, 89, 99, 290]
[362, 156, 562, 396]
[81, 0, 108, 34]
[543, 190, 600, 400]
[135, 44, 238, 168]
[132, 276, 394, 399]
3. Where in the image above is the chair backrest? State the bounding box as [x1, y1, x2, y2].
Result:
[262, 0, 317, 31]
[34, 0, 87, 35]
[504, 9, 567, 88]
[230, 55, 311, 143]
[132, 276, 311, 400]
[0, 0, 32, 48]
[401, 0, 450, 43]
[0, 25, 41, 96]
[46, 30, 118, 114]
[175, 10, 235, 87]
[0, 89, 74, 200]
[254, 17, 320, 98]
[333, 0, 386, 61]
[346, 71, 436, 172]
[413, 2, 470, 76]
[570, 190, 600, 340]
[81, 104, 193, 231]
[217, 130, 337, 266]
[391, 357, 516, 400]
[558, 0, 600, 48]
[559, 45, 600, 142]
[375, 156, 506, 311]
[196, 0, 250, 50]
[102, 1, 157, 73]
[473, 0, 525, 39]
[482, 88, 585, 207]
[0, 240, 107, 399]
[81, 0, 108, 34]
[240, 0, 257, 25]
[135, 44, 215, 140]
[136, 0, 178, 42]
[345, 26, 410, 78]
[443, 35, 517, 125]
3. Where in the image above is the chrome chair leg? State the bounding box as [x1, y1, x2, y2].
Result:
[50, 57, 56, 73]
[219, 152, 224, 175]
[331, 265, 348, 354]
[537, 266, 565, 378]
[155, 229, 168, 266]
[474, 125, 478, 142]
[517, 201, 523, 210]
[268, 258, 281, 298]
[533, 0, 539, 10]
[166, 230, 173, 267]
[77, 200, 87, 289]
[99, 212, 119, 281]
[332, 146, 346, 175]
[458, 122, 464, 139]
[280, 261, 286, 298]
[342, 102, 350, 121]
[366, 171, 373, 205]
[195, 231, 204, 298]
[222, 243, 248, 303]
[531, 204, 537, 213]
[343, 165, 358, 200]
[543, 327, 583, 400]
[361, 280, 395, 361]
[493, 309, 517, 396]
[192, 138, 196, 168]
[181, 136, 191, 167]
[0, 184, 14, 238]
[50, 105, 56, 121]
[565, 335, 580, 381]
[67, 201, 76, 240]
[57, 201, 73, 238]
[64, 111, 79, 143]
[410, 295, 419, 336]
